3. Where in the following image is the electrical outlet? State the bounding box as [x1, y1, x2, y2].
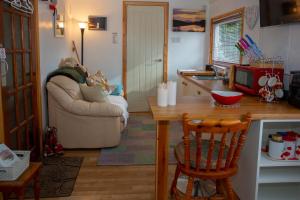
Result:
[0, 48, 6, 60]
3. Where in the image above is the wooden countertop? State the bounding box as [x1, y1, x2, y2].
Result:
[149, 74, 300, 121]
[148, 96, 300, 121]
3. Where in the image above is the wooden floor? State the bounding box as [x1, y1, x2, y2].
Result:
[44, 150, 176, 200]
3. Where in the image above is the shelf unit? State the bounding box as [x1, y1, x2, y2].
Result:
[258, 183, 300, 200]
[232, 120, 300, 200]
[258, 120, 300, 200]
[260, 152, 300, 167]
[259, 165, 300, 183]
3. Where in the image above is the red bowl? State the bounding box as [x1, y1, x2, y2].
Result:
[211, 90, 243, 105]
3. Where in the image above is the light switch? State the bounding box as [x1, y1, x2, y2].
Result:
[171, 37, 181, 43]
[112, 32, 118, 44]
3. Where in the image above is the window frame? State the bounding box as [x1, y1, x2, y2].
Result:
[209, 8, 245, 67]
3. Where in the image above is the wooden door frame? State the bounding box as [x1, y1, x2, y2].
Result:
[0, 0, 43, 155]
[0, 0, 4, 143]
[122, 1, 169, 99]
[32, 0, 43, 157]
[0, 81, 4, 143]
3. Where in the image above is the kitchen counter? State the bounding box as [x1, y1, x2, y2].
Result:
[150, 73, 300, 121]
[150, 73, 300, 200]
[180, 73, 229, 92]
[149, 95, 300, 121]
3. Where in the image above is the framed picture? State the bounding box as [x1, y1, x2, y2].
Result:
[54, 14, 65, 37]
[88, 16, 107, 31]
[173, 9, 206, 32]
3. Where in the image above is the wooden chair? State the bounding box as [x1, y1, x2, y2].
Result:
[171, 113, 251, 200]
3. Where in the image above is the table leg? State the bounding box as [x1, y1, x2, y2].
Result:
[155, 120, 169, 200]
[17, 189, 25, 200]
[3, 192, 10, 200]
[34, 173, 41, 200]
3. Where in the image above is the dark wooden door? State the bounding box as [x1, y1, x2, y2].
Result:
[0, 0, 41, 159]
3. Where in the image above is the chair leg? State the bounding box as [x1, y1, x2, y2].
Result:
[216, 179, 225, 196]
[223, 178, 234, 200]
[171, 164, 181, 196]
[185, 177, 194, 200]
[34, 173, 41, 200]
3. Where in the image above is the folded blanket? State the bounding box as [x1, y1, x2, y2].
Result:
[107, 95, 129, 126]
[46, 66, 87, 83]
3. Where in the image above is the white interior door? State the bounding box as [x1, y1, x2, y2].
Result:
[126, 5, 165, 112]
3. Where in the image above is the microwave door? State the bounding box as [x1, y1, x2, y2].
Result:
[236, 70, 253, 88]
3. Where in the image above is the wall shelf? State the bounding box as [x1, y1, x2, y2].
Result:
[259, 166, 300, 184]
[258, 183, 300, 200]
[260, 152, 300, 168]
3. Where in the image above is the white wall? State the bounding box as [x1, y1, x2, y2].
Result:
[38, 0, 210, 128]
[169, 0, 209, 79]
[70, 0, 209, 82]
[39, 0, 72, 129]
[210, 0, 300, 73]
[69, 0, 123, 84]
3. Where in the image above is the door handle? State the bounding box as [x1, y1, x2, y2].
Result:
[154, 59, 163, 63]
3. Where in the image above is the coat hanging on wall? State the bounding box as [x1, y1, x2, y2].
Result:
[3, 0, 34, 14]
[245, 5, 259, 30]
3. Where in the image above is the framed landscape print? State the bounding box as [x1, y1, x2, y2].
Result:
[173, 9, 206, 32]
[88, 16, 107, 31]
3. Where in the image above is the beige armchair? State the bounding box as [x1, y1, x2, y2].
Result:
[46, 76, 127, 149]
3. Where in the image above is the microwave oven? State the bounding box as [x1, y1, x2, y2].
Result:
[234, 65, 284, 95]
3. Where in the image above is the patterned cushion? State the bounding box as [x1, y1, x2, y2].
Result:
[175, 139, 229, 169]
[79, 84, 109, 103]
[86, 70, 110, 92]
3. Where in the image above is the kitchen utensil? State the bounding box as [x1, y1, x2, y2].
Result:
[275, 88, 284, 98]
[296, 135, 300, 160]
[265, 93, 275, 102]
[269, 139, 285, 160]
[211, 90, 243, 105]
[282, 135, 296, 160]
[268, 76, 278, 87]
[258, 75, 268, 86]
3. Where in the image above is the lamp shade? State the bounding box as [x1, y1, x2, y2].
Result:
[78, 22, 87, 29]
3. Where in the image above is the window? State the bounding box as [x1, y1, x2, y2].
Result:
[210, 8, 244, 66]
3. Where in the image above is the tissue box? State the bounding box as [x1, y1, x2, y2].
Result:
[0, 151, 30, 181]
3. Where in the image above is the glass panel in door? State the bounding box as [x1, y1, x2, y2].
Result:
[1, 1, 40, 159]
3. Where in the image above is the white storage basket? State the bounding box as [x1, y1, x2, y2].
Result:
[0, 151, 30, 181]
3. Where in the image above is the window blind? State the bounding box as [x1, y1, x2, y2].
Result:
[213, 18, 242, 64]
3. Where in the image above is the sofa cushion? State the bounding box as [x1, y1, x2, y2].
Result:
[80, 84, 109, 103]
[49, 75, 83, 100]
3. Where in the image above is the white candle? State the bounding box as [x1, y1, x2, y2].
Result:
[167, 81, 177, 106]
[157, 83, 168, 107]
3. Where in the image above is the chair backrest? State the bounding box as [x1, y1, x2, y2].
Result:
[181, 113, 251, 173]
